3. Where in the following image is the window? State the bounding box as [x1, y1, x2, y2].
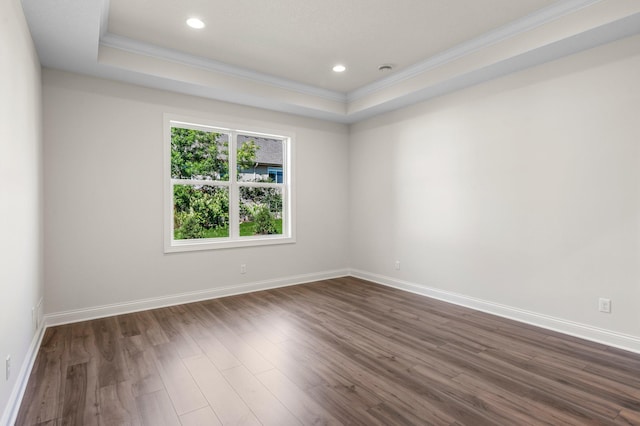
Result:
[268, 167, 283, 184]
[164, 115, 294, 252]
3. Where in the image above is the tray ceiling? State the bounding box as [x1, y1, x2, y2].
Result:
[21, 0, 640, 123]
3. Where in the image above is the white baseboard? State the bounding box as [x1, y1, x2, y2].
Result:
[350, 269, 640, 355]
[1, 322, 47, 426]
[45, 268, 349, 327]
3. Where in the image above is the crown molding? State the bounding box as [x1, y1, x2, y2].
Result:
[100, 33, 348, 104]
[347, 0, 603, 102]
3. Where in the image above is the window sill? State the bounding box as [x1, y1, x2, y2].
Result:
[164, 235, 296, 253]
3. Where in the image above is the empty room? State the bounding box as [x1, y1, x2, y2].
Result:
[2, 0, 640, 424]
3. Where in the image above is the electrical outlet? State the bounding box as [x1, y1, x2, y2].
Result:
[394, 260, 400, 270]
[6, 355, 10, 381]
[598, 298, 611, 313]
[240, 264, 247, 274]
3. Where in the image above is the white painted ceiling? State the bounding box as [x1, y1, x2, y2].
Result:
[20, 0, 640, 123]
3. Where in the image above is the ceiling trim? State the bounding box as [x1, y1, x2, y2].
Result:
[345, 11, 640, 122]
[100, 33, 348, 103]
[347, 0, 602, 102]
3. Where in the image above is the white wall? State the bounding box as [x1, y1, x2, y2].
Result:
[350, 34, 640, 346]
[0, 0, 43, 422]
[43, 69, 349, 316]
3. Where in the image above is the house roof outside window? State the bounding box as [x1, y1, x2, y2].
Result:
[238, 135, 283, 167]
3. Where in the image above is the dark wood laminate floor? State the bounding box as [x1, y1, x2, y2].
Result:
[16, 277, 640, 425]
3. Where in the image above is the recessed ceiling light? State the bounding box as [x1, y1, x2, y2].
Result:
[378, 64, 394, 72]
[186, 18, 205, 29]
[332, 64, 346, 73]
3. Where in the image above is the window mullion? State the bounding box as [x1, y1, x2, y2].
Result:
[229, 131, 239, 240]
[281, 184, 288, 236]
[171, 178, 230, 187]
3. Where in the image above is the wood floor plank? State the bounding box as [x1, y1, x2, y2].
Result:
[585, 361, 640, 390]
[212, 328, 274, 374]
[60, 363, 88, 426]
[199, 304, 275, 374]
[195, 334, 243, 371]
[255, 368, 342, 426]
[117, 312, 142, 338]
[91, 317, 128, 387]
[452, 373, 599, 426]
[68, 322, 103, 425]
[32, 420, 59, 426]
[16, 326, 71, 425]
[238, 312, 292, 346]
[132, 310, 170, 347]
[615, 408, 640, 425]
[174, 303, 242, 371]
[67, 322, 94, 367]
[265, 339, 327, 391]
[533, 352, 640, 402]
[237, 330, 281, 365]
[98, 381, 141, 426]
[179, 406, 222, 426]
[121, 336, 165, 397]
[151, 342, 208, 416]
[221, 365, 302, 426]
[135, 389, 181, 426]
[439, 344, 616, 423]
[304, 383, 390, 426]
[477, 348, 633, 418]
[15, 351, 56, 425]
[183, 355, 260, 425]
[151, 307, 203, 359]
[81, 359, 100, 425]
[204, 298, 259, 335]
[366, 402, 446, 426]
[16, 277, 640, 425]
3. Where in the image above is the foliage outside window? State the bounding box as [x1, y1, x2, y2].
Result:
[164, 116, 294, 252]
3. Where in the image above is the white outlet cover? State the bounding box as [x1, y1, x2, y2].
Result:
[598, 298, 611, 313]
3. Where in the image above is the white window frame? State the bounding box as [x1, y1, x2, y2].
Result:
[164, 114, 295, 252]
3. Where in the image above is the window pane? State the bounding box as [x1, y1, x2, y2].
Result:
[239, 186, 283, 236]
[171, 127, 229, 180]
[174, 185, 229, 239]
[237, 135, 283, 182]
